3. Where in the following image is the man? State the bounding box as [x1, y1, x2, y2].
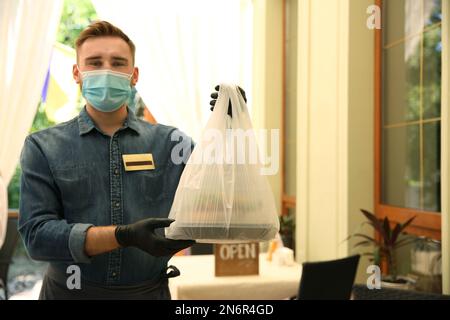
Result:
[18, 21, 195, 299]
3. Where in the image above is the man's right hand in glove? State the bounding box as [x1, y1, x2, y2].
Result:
[84, 219, 194, 258]
[115, 218, 195, 256]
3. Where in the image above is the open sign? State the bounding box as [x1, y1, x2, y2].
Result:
[215, 243, 259, 276]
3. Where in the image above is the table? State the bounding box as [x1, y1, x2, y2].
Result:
[168, 253, 302, 300]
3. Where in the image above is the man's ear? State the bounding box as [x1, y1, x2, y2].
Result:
[132, 67, 139, 86]
[73, 64, 82, 84]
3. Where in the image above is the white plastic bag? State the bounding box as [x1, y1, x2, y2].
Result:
[165, 84, 279, 243]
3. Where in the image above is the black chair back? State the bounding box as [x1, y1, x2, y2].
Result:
[298, 254, 360, 300]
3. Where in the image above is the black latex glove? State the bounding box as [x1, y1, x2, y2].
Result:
[209, 85, 247, 117]
[115, 218, 195, 257]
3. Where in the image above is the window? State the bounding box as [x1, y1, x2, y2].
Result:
[375, 0, 442, 240]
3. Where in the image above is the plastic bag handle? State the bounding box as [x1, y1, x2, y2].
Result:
[215, 84, 246, 120]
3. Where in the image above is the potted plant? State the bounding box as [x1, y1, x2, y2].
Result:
[279, 213, 295, 250]
[348, 209, 416, 289]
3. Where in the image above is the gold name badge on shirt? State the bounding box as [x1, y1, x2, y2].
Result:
[122, 153, 155, 171]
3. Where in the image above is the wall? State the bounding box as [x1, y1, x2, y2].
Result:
[347, 0, 376, 283]
[252, 0, 284, 214]
[285, 0, 298, 198]
[296, 0, 375, 283]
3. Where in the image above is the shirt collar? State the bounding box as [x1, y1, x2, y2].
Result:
[78, 106, 141, 136]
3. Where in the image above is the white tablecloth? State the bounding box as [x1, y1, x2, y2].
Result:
[168, 253, 302, 300]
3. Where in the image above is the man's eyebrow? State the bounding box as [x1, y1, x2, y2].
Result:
[85, 55, 102, 61]
[111, 56, 129, 62]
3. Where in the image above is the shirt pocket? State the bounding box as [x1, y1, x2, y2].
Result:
[52, 165, 93, 222]
[131, 168, 167, 204]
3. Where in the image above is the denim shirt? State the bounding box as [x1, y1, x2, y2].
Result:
[18, 107, 192, 286]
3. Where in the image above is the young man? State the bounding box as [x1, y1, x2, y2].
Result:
[18, 21, 195, 299]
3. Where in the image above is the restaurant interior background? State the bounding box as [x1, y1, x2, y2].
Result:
[0, 0, 449, 298]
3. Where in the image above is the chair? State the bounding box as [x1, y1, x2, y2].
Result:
[0, 216, 19, 300]
[352, 284, 450, 300]
[297, 254, 360, 300]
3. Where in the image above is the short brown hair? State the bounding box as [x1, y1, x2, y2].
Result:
[75, 20, 136, 64]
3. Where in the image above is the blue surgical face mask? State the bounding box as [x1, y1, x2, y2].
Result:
[128, 86, 139, 113]
[79, 68, 133, 112]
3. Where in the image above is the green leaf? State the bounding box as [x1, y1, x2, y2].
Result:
[354, 240, 372, 248]
[360, 209, 383, 234]
[382, 217, 391, 245]
[353, 233, 376, 243]
[399, 216, 416, 233]
[393, 238, 416, 249]
[360, 252, 375, 257]
[390, 224, 402, 246]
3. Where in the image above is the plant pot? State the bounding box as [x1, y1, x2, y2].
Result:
[381, 276, 414, 290]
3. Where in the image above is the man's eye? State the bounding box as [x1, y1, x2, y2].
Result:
[89, 61, 102, 66]
[113, 62, 125, 67]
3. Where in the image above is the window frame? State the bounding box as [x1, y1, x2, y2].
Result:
[375, 0, 442, 240]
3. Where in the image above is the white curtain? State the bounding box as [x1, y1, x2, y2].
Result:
[92, 0, 253, 141]
[0, 0, 63, 248]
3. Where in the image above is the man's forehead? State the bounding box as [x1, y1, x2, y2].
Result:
[78, 36, 132, 59]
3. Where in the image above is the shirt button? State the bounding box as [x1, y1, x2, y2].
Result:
[114, 168, 119, 175]
[115, 202, 120, 208]
[112, 272, 117, 277]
